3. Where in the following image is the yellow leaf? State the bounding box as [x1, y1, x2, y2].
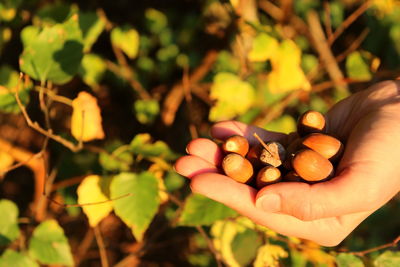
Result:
[209, 72, 255, 121]
[301, 241, 336, 267]
[71, 91, 105, 142]
[268, 40, 311, 93]
[0, 151, 13, 172]
[254, 244, 288, 267]
[148, 164, 169, 204]
[211, 217, 251, 267]
[77, 175, 113, 227]
[248, 33, 279, 62]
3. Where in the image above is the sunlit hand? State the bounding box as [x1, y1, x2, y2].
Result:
[175, 80, 400, 246]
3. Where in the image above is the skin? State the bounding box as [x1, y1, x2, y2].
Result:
[175, 81, 400, 246]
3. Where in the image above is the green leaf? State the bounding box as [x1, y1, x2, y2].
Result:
[28, 220, 73, 266]
[78, 53, 106, 88]
[133, 99, 160, 124]
[231, 228, 262, 266]
[20, 26, 41, 47]
[130, 133, 178, 161]
[164, 171, 185, 192]
[111, 26, 140, 59]
[0, 199, 20, 246]
[19, 15, 83, 84]
[0, 0, 22, 22]
[34, 2, 77, 25]
[374, 251, 400, 267]
[345, 51, 372, 81]
[178, 194, 237, 226]
[0, 250, 39, 267]
[209, 72, 255, 121]
[78, 11, 105, 52]
[336, 253, 364, 267]
[145, 8, 168, 34]
[99, 143, 133, 172]
[0, 66, 30, 114]
[110, 172, 160, 241]
[214, 50, 240, 74]
[265, 114, 297, 134]
[248, 33, 279, 62]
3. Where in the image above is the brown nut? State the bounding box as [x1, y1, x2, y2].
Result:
[222, 153, 253, 183]
[256, 166, 281, 188]
[283, 137, 303, 169]
[246, 144, 263, 168]
[297, 110, 326, 137]
[301, 133, 344, 162]
[259, 141, 286, 167]
[283, 171, 302, 182]
[292, 149, 334, 182]
[222, 135, 249, 157]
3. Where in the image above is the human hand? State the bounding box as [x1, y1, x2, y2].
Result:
[174, 80, 400, 246]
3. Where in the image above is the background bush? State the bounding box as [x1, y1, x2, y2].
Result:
[0, 0, 399, 266]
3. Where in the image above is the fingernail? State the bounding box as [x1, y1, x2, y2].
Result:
[256, 194, 281, 213]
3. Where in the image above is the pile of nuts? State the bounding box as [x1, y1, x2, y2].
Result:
[219, 110, 344, 189]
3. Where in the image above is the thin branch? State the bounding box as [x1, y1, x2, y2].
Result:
[347, 235, 400, 257]
[94, 226, 109, 267]
[328, 1, 372, 45]
[15, 74, 83, 152]
[182, 66, 199, 139]
[47, 193, 132, 208]
[335, 28, 370, 63]
[74, 228, 95, 267]
[98, 9, 151, 101]
[323, 1, 333, 40]
[307, 11, 349, 93]
[33, 86, 73, 106]
[195, 226, 225, 267]
[161, 50, 218, 126]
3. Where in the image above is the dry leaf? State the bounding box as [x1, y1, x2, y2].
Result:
[71, 91, 105, 142]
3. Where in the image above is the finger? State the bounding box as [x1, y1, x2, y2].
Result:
[174, 155, 219, 178]
[211, 121, 286, 146]
[255, 164, 396, 221]
[186, 138, 223, 166]
[190, 173, 370, 246]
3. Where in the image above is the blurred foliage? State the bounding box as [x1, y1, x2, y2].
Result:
[0, 0, 399, 266]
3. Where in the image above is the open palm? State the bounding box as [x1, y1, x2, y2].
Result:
[175, 81, 400, 246]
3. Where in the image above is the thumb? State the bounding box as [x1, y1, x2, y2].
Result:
[255, 166, 398, 221]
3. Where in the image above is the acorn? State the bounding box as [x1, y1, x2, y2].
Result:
[292, 149, 334, 182]
[256, 166, 281, 188]
[222, 135, 249, 157]
[301, 133, 344, 162]
[297, 110, 326, 136]
[222, 153, 254, 183]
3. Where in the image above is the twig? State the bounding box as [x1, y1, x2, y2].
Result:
[15, 74, 83, 152]
[259, 0, 311, 40]
[253, 132, 275, 158]
[74, 228, 95, 266]
[251, 90, 302, 126]
[182, 66, 198, 139]
[98, 9, 151, 101]
[94, 225, 109, 267]
[33, 86, 73, 106]
[323, 1, 333, 41]
[307, 11, 349, 93]
[161, 50, 218, 126]
[347, 235, 400, 257]
[335, 28, 370, 63]
[328, 1, 372, 45]
[48, 193, 132, 208]
[195, 226, 225, 267]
